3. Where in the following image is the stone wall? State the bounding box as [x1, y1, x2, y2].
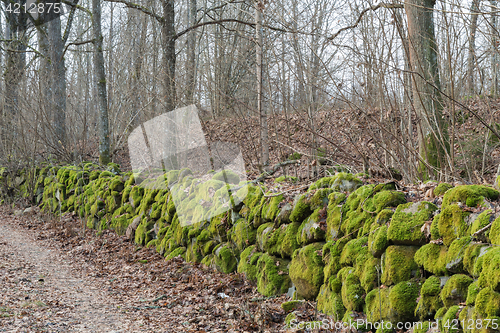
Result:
[7, 162, 500, 332]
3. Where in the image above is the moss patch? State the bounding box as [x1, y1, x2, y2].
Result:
[441, 274, 474, 307]
[256, 253, 291, 296]
[415, 276, 443, 321]
[289, 242, 324, 300]
[381, 245, 419, 286]
[415, 243, 448, 276]
[442, 185, 499, 209]
[388, 201, 437, 246]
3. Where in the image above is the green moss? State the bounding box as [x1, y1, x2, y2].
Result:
[309, 177, 334, 191]
[415, 276, 443, 321]
[322, 237, 351, 282]
[365, 287, 391, 324]
[442, 185, 499, 209]
[415, 243, 448, 276]
[256, 253, 291, 296]
[388, 280, 421, 323]
[165, 247, 186, 260]
[109, 176, 124, 192]
[490, 215, 500, 245]
[213, 243, 238, 274]
[280, 223, 301, 258]
[340, 237, 368, 266]
[339, 269, 364, 311]
[381, 246, 419, 286]
[441, 274, 474, 307]
[229, 218, 256, 251]
[442, 306, 461, 333]
[261, 194, 284, 222]
[256, 222, 274, 251]
[439, 204, 472, 246]
[275, 175, 298, 183]
[372, 190, 406, 213]
[325, 192, 347, 240]
[330, 172, 363, 192]
[475, 287, 500, 318]
[237, 245, 263, 282]
[316, 284, 345, 320]
[289, 194, 313, 224]
[296, 208, 326, 245]
[466, 280, 481, 306]
[368, 223, 388, 258]
[289, 242, 324, 300]
[471, 210, 495, 242]
[446, 237, 473, 274]
[477, 247, 500, 291]
[281, 301, 302, 312]
[434, 182, 453, 196]
[355, 252, 381, 293]
[135, 217, 155, 246]
[388, 201, 437, 246]
[129, 186, 144, 208]
[212, 170, 240, 184]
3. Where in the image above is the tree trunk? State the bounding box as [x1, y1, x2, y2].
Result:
[256, 0, 269, 167]
[491, 0, 499, 97]
[48, 16, 67, 150]
[467, 0, 480, 96]
[162, 0, 176, 112]
[92, 0, 111, 165]
[186, 0, 197, 104]
[405, 0, 448, 177]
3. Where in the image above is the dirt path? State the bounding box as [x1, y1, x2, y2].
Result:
[0, 207, 320, 333]
[0, 211, 136, 332]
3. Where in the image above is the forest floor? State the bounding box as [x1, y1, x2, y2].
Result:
[0, 205, 338, 333]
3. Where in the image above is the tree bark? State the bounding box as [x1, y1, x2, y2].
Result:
[256, 0, 269, 167]
[467, 0, 480, 96]
[48, 16, 67, 149]
[405, 0, 448, 177]
[186, 0, 197, 104]
[162, 0, 176, 112]
[92, 0, 111, 165]
[491, 0, 499, 97]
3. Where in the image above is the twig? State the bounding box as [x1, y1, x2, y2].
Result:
[472, 223, 493, 238]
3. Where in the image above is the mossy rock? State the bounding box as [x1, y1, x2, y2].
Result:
[308, 177, 335, 191]
[434, 182, 453, 196]
[165, 247, 186, 260]
[296, 208, 327, 245]
[129, 186, 144, 208]
[490, 215, 500, 245]
[446, 237, 473, 274]
[388, 280, 421, 323]
[229, 218, 256, 251]
[439, 204, 473, 246]
[212, 170, 240, 184]
[135, 217, 156, 246]
[213, 243, 238, 274]
[381, 245, 419, 286]
[415, 276, 444, 321]
[281, 300, 303, 312]
[330, 172, 363, 192]
[355, 252, 381, 293]
[109, 176, 124, 192]
[340, 237, 368, 266]
[415, 243, 448, 276]
[466, 280, 481, 306]
[475, 287, 500, 318]
[368, 223, 389, 258]
[477, 247, 500, 291]
[442, 185, 499, 209]
[339, 268, 364, 311]
[256, 253, 291, 296]
[289, 242, 324, 300]
[325, 192, 347, 240]
[256, 222, 274, 252]
[260, 194, 284, 222]
[275, 202, 293, 227]
[371, 190, 407, 213]
[110, 214, 131, 235]
[471, 210, 496, 243]
[237, 245, 263, 282]
[441, 305, 462, 333]
[322, 237, 352, 282]
[185, 238, 204, 263]
[388, 201, 437, 246]
[279, 223, 301, 258]
[289, 193, 314, 224]
[316, 284, 345, 320]
[441, 274, 474, 308]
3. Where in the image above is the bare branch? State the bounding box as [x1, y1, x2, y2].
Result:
[328, 2, 404, 41]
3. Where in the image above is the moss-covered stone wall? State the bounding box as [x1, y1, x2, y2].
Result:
[8, 162, 500, 332]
